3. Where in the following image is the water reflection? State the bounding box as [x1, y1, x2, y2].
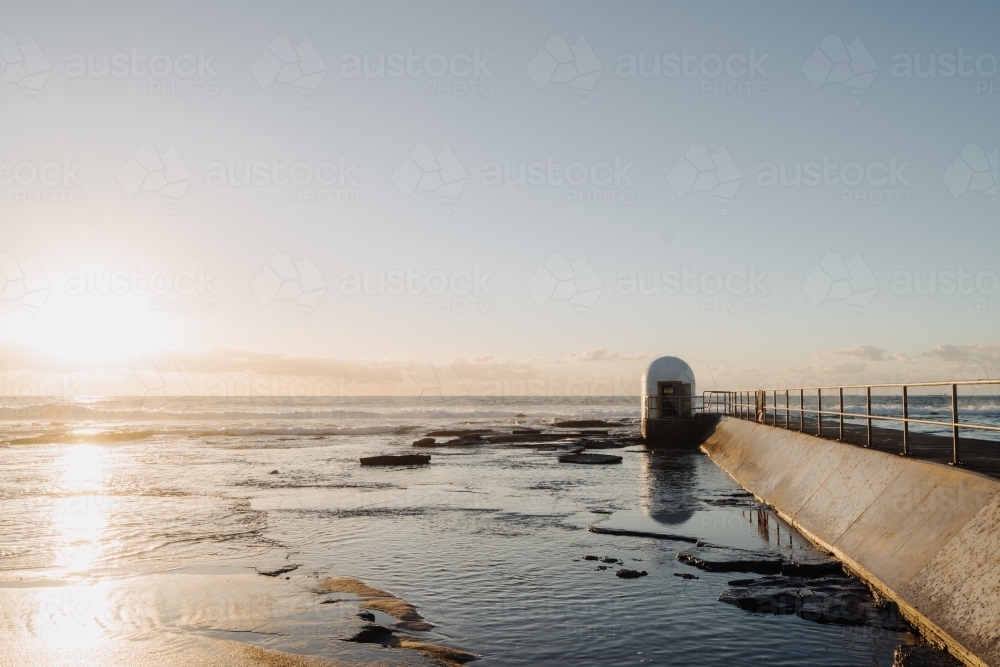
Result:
[638, 448, 698, 525]
[52, 444, 112, 575]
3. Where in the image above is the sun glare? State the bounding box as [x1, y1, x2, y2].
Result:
[22, 302, 170, 367]
[53, 445, 111, 575]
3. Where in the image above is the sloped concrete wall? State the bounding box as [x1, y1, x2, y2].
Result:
[701, 417, 1000, 667]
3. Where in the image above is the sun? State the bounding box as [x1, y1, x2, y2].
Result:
[9, 298, 170, 368]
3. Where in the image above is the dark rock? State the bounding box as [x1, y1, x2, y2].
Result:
[357, 611, 375, 622]
[616, 569, 648, 579]
[600, 557, 621, 564]
[345, 623, 398, 645]
[444, 435, 486, 446]
[782, 561, 844, 577]
[359, 454, 431, 466]
[268, 470, 279, 474]
[558, 453, 622, 465]
[719, 575, 910, 630]
[553, 420, 619, 428]
[254, 564, 299, 577]
[577, 439, 635, 449]
[677, 545, 783, 574]
[582, 555, 600, 561]
[597, 565, 608, 570]
[893, 643, 961, 666]
[487, 433, 566, 444]
[587, 525, 699, 543]
[674, 572, 699, 580]
[414, 435, 486, 447]
[512, 427, 541, 434]
[701, 491, 756, 507]
[514, 413, 527, 418]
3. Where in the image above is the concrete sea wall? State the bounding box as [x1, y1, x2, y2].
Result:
[700, 417, 1000, 667]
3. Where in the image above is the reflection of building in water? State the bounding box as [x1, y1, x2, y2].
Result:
[637, 448, 697, 526]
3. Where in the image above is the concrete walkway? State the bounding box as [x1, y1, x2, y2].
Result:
[740, 412, 1000, 479]
[701, 417, 1000, 667]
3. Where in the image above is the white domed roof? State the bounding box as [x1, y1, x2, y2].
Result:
[642, 356, 695, 396]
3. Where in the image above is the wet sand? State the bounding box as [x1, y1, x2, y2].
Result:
[0, 571, 457, 667]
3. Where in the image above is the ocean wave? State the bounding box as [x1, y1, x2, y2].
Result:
[843, 405, 1000, 422]
[7, 429, 156, 445]
[0, 395, 636, 418]
[187, 425, 414, 437]
[0, 406, 636, 423]
[0, 425, 417, 445]
[0, 397, 640, 445]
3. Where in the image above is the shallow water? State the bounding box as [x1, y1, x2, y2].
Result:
[0, 397, 956, 665]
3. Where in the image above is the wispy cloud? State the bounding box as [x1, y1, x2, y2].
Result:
[924, 344, 1000, 364]
[562, 348, 649, 362]
[832, 345, 889, 362]
[0, 345, 648, 397]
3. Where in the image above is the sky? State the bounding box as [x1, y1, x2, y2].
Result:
[1, 0, 998, 397]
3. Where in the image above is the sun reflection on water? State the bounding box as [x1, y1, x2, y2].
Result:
[53, 444, 112, 575]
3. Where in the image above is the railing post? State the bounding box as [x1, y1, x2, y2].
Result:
[785, 389, 789, 428]
[866, 386, 872, 447]
[951, 383, 960, 465]
[772, 390, 777, 425]
[838, 387, 844, 442]
[901, 386, 909, 456]
[799, 389, 804, 432]
[817, 389, 822, 437]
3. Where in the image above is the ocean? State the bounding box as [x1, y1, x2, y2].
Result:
[0, 396, 958, 666]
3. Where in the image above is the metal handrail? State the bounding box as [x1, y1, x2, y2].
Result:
[700, 382, 1000, 466]
[749, 379, 999, 390]
[643, 395, 701, 419]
